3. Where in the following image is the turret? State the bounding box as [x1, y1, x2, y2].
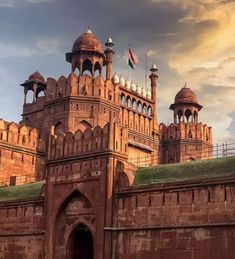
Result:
[169, 83, 202, 124]
[104, 37, 114, 80]
[20, 71, 46, 104]
[66, 28, 105, 77]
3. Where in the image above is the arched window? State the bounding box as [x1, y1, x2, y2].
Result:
[137, 102, 142, 113]
[54, 122, 64, 135]
[121, 94, 126, 106]
[132, 99, 137, 110]
[148, 106, 152, 117]
[26, 90, 34, 104]
[36, 87, 45, 99]
[177, 110, 183, 122]
[185, 109, 192, 122]
[143, 104, 147, 115]
[82, 59, 92, 76]
[94, 61, 102, 77]
[127, 97, 131, 108]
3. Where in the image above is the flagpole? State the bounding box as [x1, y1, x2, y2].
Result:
[128, 44, 130, 81]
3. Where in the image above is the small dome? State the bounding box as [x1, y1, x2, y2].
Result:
[131, 82, 136, 92]
[142, 86, 147, 97]
[174, 86, 198, 104]
[125, 79, 131, 89]
[151, 64, 157, 70]
[107, 37, 113, 44]
[72, 29, 103, 54]
[170, 84, 202, 110]
[28, 71, 45, 83]
[119, 75, 125, 87]
[150, 64, 158, 73]
[112, 73, 119, 84]
[136, 84, 141, 95]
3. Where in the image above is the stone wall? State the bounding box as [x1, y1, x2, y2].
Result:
[0, 120, 46, 186]
[0, 199, 45, 259]
[113, 179, 235, 258]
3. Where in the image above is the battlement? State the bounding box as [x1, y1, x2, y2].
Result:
[0, 119, 45, 152]
[49, 122, 128, 159]
[159, 122, 212, 143]
[45, 73, 116, 102]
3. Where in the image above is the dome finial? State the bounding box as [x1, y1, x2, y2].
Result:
[184, 82, 187, 88]
[86, 26, 92, 34]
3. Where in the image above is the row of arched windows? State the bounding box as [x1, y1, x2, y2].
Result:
[120, 94, 152, 117]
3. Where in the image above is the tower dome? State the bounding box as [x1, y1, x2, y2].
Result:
[174, 87, 198, 104]
[66, 28, 105, 75]
[27, 71, 45, 84]
[72, 28, 103, 54]
[170, 83, 202, 124]
[170, 84, 202, 110]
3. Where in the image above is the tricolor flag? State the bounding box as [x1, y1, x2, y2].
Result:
[128, 48, 136, 70]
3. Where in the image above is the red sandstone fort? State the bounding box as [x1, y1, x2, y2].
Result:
[0, 29, 234, 259]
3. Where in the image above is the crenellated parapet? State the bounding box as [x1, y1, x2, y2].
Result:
[0, 119, 45, 152]
[49, 122, 128, 160]
[159, 122, 212, 144]
[45, 73, 117, 103]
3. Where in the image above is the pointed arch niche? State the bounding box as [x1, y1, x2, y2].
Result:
[53, 190, 95, 258]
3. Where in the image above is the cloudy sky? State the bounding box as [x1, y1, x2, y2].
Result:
[0, 0, 234, 144]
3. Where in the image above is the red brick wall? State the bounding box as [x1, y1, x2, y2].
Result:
[113, 182, 235, 258]
[0, 199, 45, 259]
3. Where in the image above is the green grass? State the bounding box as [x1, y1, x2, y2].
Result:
[134, 156, 235, 186]
[0, 181, 45, 202]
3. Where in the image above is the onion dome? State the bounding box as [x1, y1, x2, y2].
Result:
[125, 79, 131, 89]
[136, 84, 142, 95]
[170, 84, 202, 110]
[142, 86, 147, 97]
[131, 82, 136, 92]
[112, 73, 119, 84]
[72, 28, 103, 54]
[119, 75, 125, 87]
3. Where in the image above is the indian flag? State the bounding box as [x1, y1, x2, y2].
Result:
[128, 48, 136, 70]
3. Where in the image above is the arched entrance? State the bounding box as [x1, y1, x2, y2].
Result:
[67, 224, 93, 259]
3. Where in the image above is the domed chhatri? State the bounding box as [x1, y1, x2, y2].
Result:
[27, 71, 46, 84]
[72, 28, 103, 54]
[170, 84, 202, 111]
[175, 86, 198, 104]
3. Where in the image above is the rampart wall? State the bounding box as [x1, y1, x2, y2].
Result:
[0, 120, 45, 186]
[0, 198, 45, 259]
[113, 179, 235, 259]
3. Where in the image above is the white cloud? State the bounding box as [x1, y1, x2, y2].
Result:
[35, 38, 60, 54]
[0, 43, 35, 58]
[0, 0, 53, 7]
[0, 37, 60, 58]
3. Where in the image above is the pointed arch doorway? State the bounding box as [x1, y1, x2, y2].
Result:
[67, 223, 93, 259]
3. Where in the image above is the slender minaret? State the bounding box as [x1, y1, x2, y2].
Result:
[104, 37, 114, 80]
[149, 64, 159, 126]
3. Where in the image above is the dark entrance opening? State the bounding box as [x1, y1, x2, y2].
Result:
[68, 224, 93, 259]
